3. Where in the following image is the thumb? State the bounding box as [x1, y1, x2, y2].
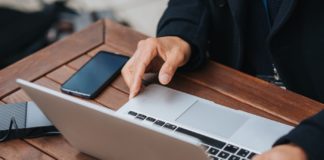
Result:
[158, 53, 183, 85]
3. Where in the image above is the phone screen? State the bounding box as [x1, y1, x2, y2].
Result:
[61, 51, 129, 98]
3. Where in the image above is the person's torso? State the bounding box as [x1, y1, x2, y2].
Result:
[207, 0, 324, 103]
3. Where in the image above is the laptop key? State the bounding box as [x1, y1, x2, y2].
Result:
[146, 117, 156, 122]
[136, 114, 146, 120]
[154, 120, 165, 126]
[247, 152, 257, 159]
[237, 149, 250, 157]
[208, 147, 219, 155]
[229, 155, 241, 160]
[217, 151, 230, 159]
[224, 144, 239, 153]
[163, 123, 177, 130]
[128, 111, 137, 116]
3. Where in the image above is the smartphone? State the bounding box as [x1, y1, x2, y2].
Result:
[61, 51, 129, 99]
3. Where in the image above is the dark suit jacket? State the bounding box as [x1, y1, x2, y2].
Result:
[157, 0, 324, 159]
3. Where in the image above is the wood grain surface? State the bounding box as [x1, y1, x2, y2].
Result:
[25, 136, 96, 160]
[0, 19, 323, 159]
[104, 20, 147, 55]
[0, 139, 54, 160]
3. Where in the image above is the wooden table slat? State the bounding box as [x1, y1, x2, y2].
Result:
[111, 75, 129, 94]
[104, 20, 147, 55]
[0, 20, 105, 99]
[25, 136, 96, 160]
[46, 65, 76, 84]
[0, 139, 54, 160]
[67, 55, 91, 70]
[183, 62, 324, 124]
[95, 86, 128, 110]
[2, 89, 31, 104]
[2, 78, 61, 104]
[87, 44, 115, 57]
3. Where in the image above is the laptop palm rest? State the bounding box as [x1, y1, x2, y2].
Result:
[176, 101, 249, 139]
[229, 114, 293, 152]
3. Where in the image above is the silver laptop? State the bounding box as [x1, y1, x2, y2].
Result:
[17, 79, 293, 160]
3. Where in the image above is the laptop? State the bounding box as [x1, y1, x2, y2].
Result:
[17, 79, 293, 160]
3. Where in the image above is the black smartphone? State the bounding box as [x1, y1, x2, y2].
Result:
[61, 51, 129, 99]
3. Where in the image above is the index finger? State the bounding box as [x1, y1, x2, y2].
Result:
[129, 39, 158, 98]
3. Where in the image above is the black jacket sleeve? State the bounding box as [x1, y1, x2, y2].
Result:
[274, 110, 324, 160]
[156, 0, 210, 71]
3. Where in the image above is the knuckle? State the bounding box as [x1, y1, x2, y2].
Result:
[137, 40, 146, 47]
[123, 61, 131, 69]
[138, 38, 157, 47]
[145, 38, 158, 46]
[177, 53, 186, 64]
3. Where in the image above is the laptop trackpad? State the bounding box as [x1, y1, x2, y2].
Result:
[176, 101, 249, 139]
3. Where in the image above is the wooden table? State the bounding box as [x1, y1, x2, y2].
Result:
[0, 19, 323, 160]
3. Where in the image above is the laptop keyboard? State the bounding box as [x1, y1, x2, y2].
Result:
[127, 111, 257, 160]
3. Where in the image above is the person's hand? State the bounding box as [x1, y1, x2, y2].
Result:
[252, 144, 307, 160]
[122, 36, 191, 99]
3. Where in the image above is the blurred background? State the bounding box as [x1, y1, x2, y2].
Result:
[0, 0, 168, 68]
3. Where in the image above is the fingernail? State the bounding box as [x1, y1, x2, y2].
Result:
[160, 73, 170, 85]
